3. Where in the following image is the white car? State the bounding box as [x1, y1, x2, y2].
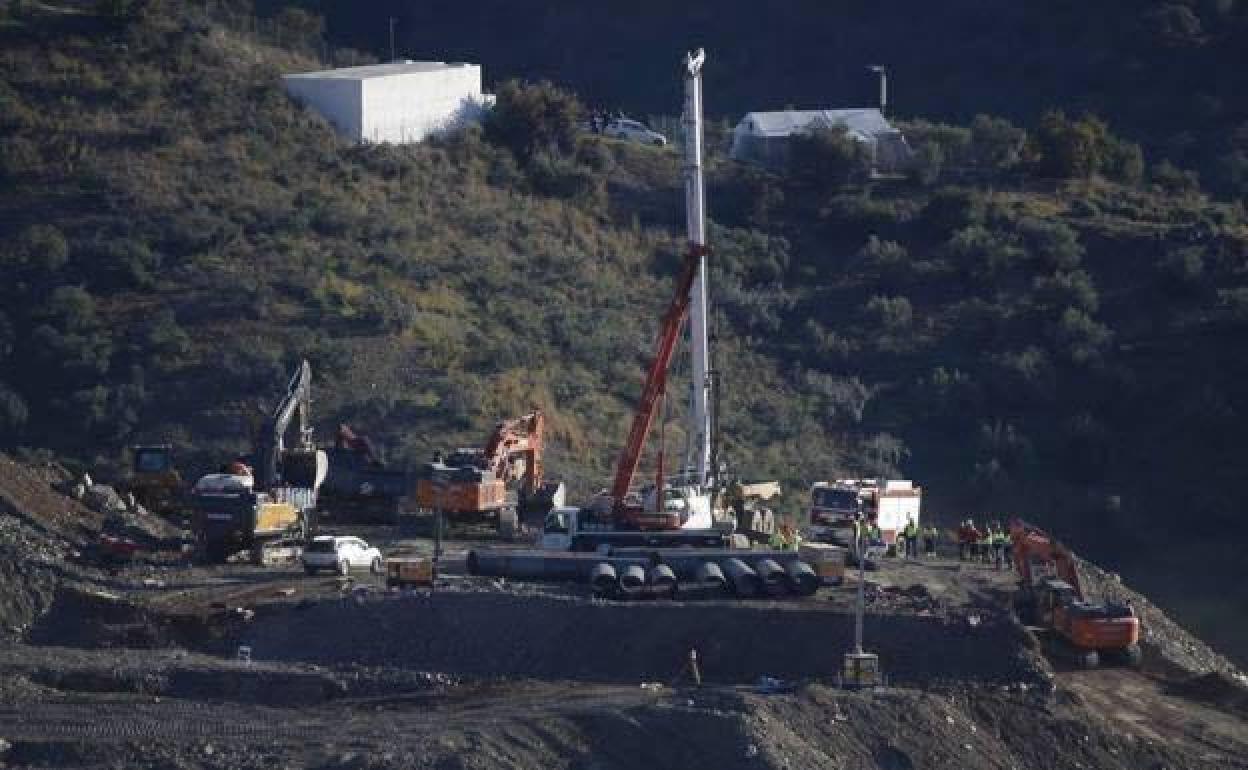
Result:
[604, 118, 667, 146]
[302, 535, 383, 576]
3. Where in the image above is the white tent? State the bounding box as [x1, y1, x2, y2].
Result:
[730, 108, 912, 172]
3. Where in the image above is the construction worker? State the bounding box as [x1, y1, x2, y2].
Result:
[923, 525, 938, 557]
[960, 519, 979, 561]
[769, 525, 790, 550]
[994, 526, 1009, 569]
[977, 523, 994, 564]
[903, 516, 919, 559]
[867, 520, 883, 546]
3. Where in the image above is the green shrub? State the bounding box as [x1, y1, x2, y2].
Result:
[485, 79, 583, 162]
[864, 295, 913, 330]
[921, 187, 985, 237]
[969, 114, 1026, 172]
[787, 125, 872, 192]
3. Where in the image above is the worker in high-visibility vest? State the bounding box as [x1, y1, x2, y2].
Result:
[977, 525, 994, 563]
[992, 526, 1008, 569]
[903, 517, 919, 559]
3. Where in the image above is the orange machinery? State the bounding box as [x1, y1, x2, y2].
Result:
[413, 411, 548, 536]
[1009, 520, 1141, 668]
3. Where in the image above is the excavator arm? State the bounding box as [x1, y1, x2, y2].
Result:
[1009, 519, 1084, 598]
[609, 245, 706, 510]
[253, 359, 314, 490]
[481, 410, 545, 498]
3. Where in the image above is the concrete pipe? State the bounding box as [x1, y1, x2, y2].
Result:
[620, 564, 647, 592]
[695, 560, 726, 589]
[784, 559, 820, 597]
[590, 562, 619, 596]
[648, 563, 678, 597]
[755, 558, 788, 596]
[722, 558, 760, 598]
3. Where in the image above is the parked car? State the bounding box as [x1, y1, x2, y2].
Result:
[604, 118, 667, 146]
[302, 535, 383, 576]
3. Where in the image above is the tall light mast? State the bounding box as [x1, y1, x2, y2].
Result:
[681, 48, 712, 489]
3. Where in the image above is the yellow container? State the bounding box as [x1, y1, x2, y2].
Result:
[385, 557, 433, 587]
[799, 543, 847, 581]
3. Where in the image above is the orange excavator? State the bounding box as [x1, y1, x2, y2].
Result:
[414, 410, 562, 537]
[1009, 520, 1142, 668]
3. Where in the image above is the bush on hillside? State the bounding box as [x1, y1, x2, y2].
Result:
[969, 114, 1027, 172]
[920, 187, 985, 237]
[1032, 111, 1143, 183]
[787, 125, 872, 192]
[485, 79, 584, 163]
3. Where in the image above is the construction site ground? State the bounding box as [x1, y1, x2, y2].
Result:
[1, 455, 1246, 769]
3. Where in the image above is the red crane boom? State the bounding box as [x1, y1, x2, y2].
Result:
[609, 245, 707, 522]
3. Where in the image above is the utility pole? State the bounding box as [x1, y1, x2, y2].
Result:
[389, 16, 397, 62]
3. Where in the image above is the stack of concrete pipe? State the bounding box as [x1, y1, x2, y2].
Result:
[467, 547, 821, 600]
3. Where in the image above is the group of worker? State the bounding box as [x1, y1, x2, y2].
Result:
[769, 521, 803, 551]
[956, 519, 1013, 569]
[852, 515, 940, 559]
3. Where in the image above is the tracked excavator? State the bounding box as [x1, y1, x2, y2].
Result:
[1010, 520, 1142, 668]
[413, 410, 563, 538]
[191, 360, 328, 563]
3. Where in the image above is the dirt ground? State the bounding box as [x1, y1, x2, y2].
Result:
[0, 455, 1245, 769]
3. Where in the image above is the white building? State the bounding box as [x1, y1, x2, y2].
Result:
[282, 61, 491, 144]
[730, 108, 912, 173]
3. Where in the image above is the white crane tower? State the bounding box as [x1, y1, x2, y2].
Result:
[681, 48, 713, 490]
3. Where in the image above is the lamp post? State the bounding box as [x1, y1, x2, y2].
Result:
[843, 522, 881, 688]
[867, 65, 888, 114]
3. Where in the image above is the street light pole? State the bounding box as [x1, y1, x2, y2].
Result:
[868, 65, 888, 114]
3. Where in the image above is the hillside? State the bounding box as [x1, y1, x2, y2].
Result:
[320, 0, 1248, 199]
[1, 1, 1247, 664]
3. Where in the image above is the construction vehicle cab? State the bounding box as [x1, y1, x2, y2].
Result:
[123, 444, 182, 516]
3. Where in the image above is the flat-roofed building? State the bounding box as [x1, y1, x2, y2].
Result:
[283, 61, 491, 144]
